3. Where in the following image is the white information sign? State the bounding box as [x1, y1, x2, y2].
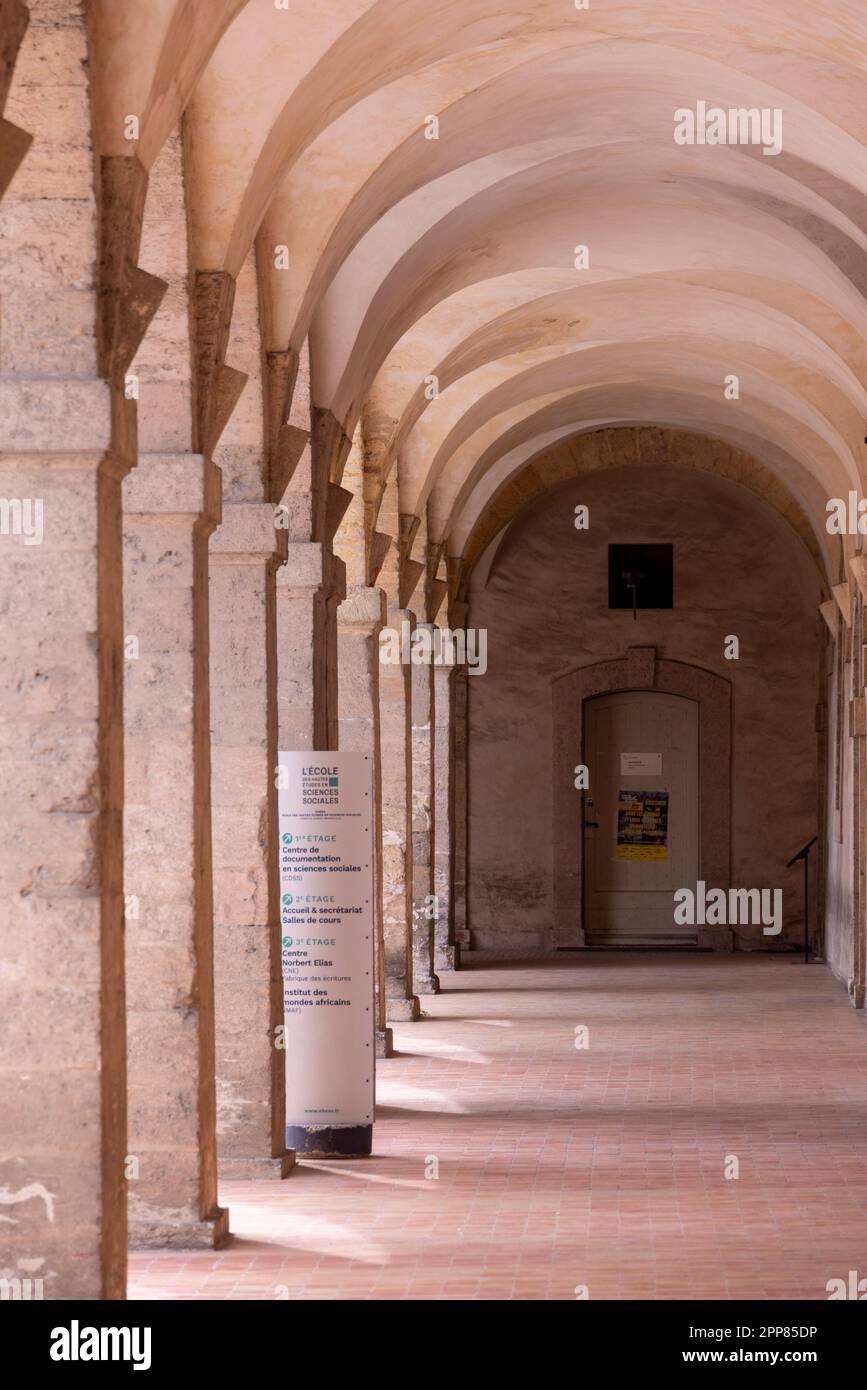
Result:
[620, 752, 663, 776]
[278, 752, 374, 1131]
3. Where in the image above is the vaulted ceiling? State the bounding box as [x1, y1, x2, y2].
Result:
[89, 0, 867, 590]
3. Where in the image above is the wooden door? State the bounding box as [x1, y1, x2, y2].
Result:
[584, 691, 699, 945]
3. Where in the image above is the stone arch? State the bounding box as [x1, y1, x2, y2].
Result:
[460, 426, 829, 588]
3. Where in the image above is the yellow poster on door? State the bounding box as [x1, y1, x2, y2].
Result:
[616, 789, 669, 861]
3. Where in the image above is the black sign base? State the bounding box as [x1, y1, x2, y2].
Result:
[286, 1123, 372, 1157]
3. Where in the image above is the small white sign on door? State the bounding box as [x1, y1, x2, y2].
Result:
[620, 752, 662, 776]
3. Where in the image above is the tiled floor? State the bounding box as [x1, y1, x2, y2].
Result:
[129, 953, 867, 1300]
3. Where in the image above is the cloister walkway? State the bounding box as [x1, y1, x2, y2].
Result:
[129, 955, 867, 1300]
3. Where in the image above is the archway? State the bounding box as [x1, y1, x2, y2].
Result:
[554, 654, 730, 950]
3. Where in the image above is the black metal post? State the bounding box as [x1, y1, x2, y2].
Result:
[786, 836, 817, 963]
[803, 850, 809, 964]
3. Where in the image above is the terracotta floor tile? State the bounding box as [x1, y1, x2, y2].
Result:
[129, 955, 867, 1301]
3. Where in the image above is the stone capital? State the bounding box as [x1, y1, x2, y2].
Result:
[124, 453, 213, 517]
[210, 501, 284, 564]
[276, 541, 345, 600]
[275, 540, 327, 593]
[433, 657, 457, 690]
[386, 606, 416, 629]
[0, 378, 112, 453]
[338, 585, 387, 635]
[0, 450, 105, 477]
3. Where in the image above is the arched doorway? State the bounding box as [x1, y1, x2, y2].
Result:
[583, 689, 699, 946]
[553, 651, 732, 950]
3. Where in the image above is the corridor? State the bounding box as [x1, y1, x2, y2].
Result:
[129, 956, 867, 1301]
[5, 0, 867, 1316]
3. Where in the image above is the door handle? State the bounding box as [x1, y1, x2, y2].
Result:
[584, 820, 599, 829]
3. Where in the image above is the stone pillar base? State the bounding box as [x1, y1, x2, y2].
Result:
[416, 972, 440, 995]
[376, 1027, 394, 1057]
[129, 1205, 229, 1251]
[437, 946, 458, 970]
[387, 995, 420, 1022]
[219, 1153, 296, 1180]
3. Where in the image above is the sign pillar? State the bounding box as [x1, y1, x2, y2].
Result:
[278, 752, 375, 1156]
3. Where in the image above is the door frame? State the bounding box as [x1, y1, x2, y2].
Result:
[583, 688, 700, 946]
[552, 646, 732, 950]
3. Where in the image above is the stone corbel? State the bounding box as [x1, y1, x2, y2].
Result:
[446, 554, 465, 606]
[264, 348, 309, 500]
[0, 0, 32, 198]
[398, 513, 424, 609]
[832, 581, 852, 627]
[193, 271, 248, 458]
[326, 483, 353, 542]
[427, 579, 448, 623]
[0, 110, 29, 197]
[449, 597, 469, 633]
[312, 406, 351, 484]
[98, 156, 167, 381]
[368, 530, 392, 586]
[426, 541, 448, 623]
[819, 599, 838, 635]
[849, 555, 867, 602]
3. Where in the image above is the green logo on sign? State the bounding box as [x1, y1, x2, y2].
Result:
[282, 894, 293, 905]
[282, 833, 293, 844]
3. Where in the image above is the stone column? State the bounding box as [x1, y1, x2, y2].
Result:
[0, 430, 127, 1299]
[123, 453, 227, 1243]
[276, 542, 333, 752]
[338, 585, 392, 1056]
[325, 567, 345, 752]
[0, 8, 126, 1299]
[411, 625, 439, 993]
[453, 666, 471, 953]
[209, 503, 293, 1178]
[379, 610, 420, 1020]
[847, 577, 866, 1009]
[433, 663, 458, 970]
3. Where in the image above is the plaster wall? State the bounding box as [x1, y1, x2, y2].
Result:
[467, 460, 823, 952]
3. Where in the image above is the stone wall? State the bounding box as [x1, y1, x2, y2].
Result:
[466, 454, 823, 952]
